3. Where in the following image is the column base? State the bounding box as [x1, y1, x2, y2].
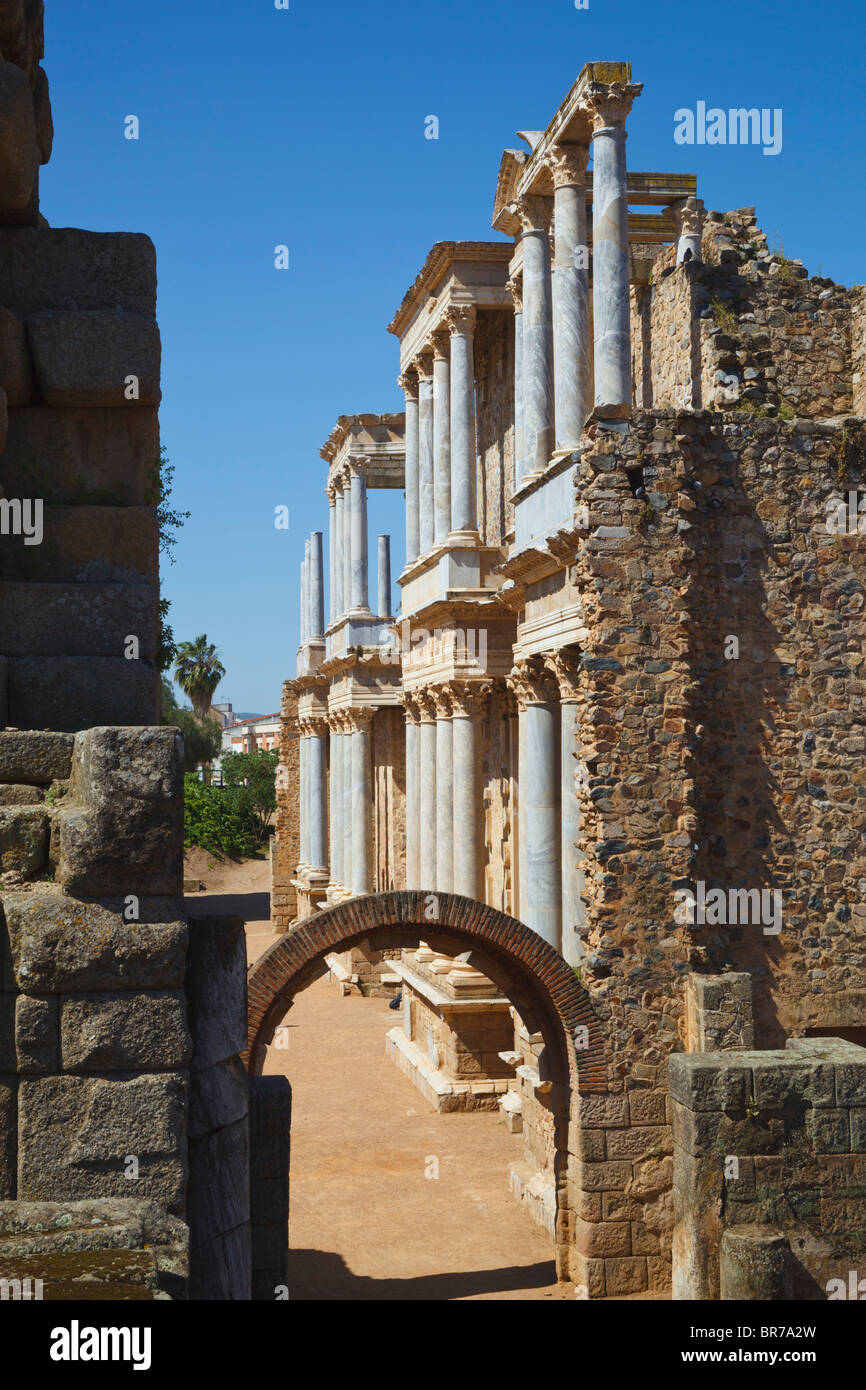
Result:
[446, 528, 482, 547]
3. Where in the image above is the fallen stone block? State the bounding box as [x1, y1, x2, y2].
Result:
[28, 309, 161, 407]
[0, 730, 72, 783]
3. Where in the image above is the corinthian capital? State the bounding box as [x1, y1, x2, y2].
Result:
[431, 330, 450, 362]
[345, 707, 374, 734]
[506, 658, 560, 711]
[580, 81, 643, 132]
[545, 648, 582, 703]
[544, 143, 590, 189]
[512, 194, 552, 236]
[506, 276, 523, 314]
[674, 196, 705, 239]
[398, 370, 419, 400]
[429, 684, 453, 719]
[447, 304, 476, 336]
[448, 680, 492, 718]
[346, 454, 369, 479]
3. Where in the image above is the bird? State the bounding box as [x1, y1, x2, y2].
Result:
[388, 992, 402, 1010]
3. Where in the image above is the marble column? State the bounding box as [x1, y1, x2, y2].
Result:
[510, 661, 561, 949]
[418, 692, 437, 887]
[342, 716, 352, 894]
[327, 488, 337, 627]
[417, 356, 434, 554]
[508, 277, 525, 487]
[548, 652, 584, 966]
[404, 697, 421, 890]
[341, 468, 352, 623]
[349, 461, 369, 613]
[432, 334, 451, 546]
[546, 143, 591, 450]
[583, 80, 642, 411]
[300, 547, 309, 646]
[309, 531, 324, 641]
[448, 305, 477, 537]
[450, 682, 488, 900]
[434, 687, 453, 892]
[307, 718, 328, 874]
[674, 196, 705, 265]
[334, 485, 345, 620]
[298, 729, 309, 868]
[328, 718, 342, 891]
[377, 535, 391, 618]
[400, 371, 420, 565]
[349, 708, 373, 896]
[516, 195, 555, 477]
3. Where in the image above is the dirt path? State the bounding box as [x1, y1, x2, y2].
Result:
[188, 855, 571, 1300]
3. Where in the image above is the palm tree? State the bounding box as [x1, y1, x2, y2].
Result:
[173, 635, 226, 719]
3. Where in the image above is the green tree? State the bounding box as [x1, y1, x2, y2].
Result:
[220, 748, 278, 846]
[151, 447, 191, 675]
[161, 678, 223, 774]
[183, 775, 259, 859]
[173, 635, 226, 719]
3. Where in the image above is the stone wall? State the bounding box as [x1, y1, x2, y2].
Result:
[646, 251, 702, 410]
[851, 285, 866, 417]
[671, 1039, 866, 1300]
[475, 308, 515, 546]
[270, 682, 300, 932]
[249, 1074, 290, 1301]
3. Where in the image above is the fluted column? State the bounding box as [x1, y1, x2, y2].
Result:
[342, 715, 352, 895]
[583, 79, 642, 411]
[301, 545, 309, 645]
[348, 707, 373, 896]
[417, 692, 437, 886]
[450, 681, 489, 900]
[298, 729, 309, 869]
[404, 696, 421, 890]
[334, 485, 345, 620]
[432, 333, 451, 546]
[433, 686, 453, 892]
[309, 531, 324, 641]
[509, 660, 561, 949]
[417, 354, 434, 554]
[327, 488, 337, 627]
[448, 305, 477, 538]
[328, 716, 342, 892]
[516, 195, 555, 478]
[341, 466, 352, 622]
[546, 143, 591, 449]
[508, 277, 525, 487]
[349, 459, 369, 613]
[400, 371, 420, 565]
[377, 535, 391, 618]
[548, 652, 584, 966]
[306, 717, 328, 874]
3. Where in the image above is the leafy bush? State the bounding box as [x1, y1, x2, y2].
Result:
[183, 775, 261, 858]
[220, 749, 278, 846]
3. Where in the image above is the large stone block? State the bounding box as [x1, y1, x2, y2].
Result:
[668, 1053, 750, 1112]
[2, 405, 159, 505]
[0, 1076, 15, 1198]
[7, 655, 160, 731]
[0, 730, 71, 783]
[0, 784, 42, 805]
[1, 894, 188, 993]
[0, 580, 157, 659]
[0, 505, 158, 584]
[17, 1073, 188, 1214]
[185, 916, 248, 1070]
[60, 992, 191, 1072]
[27, 310, 161, 408]
[0, 305, 35, 403]
[57, 727, 183, 896]
[0, 805, 47, 873]
[189, 1055, 249, 1141]
[0, 229, 156, 314]
[14, 993, 57, 1072]
[0, 60, 39, 214]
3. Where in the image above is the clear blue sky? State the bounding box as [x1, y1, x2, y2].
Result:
[42, 0, 864, 712]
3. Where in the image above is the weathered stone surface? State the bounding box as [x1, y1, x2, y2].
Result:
[18, 1074, 188, 1213]
[0, 730, 71, 784]
[0, 806, 46, 873]
[27, 310, 161, 408]
[0, 60, 39, 213]
[1, 894, 187, 993]
[719, 1226, 792, 1301]
[14, 993, 57, 1072]
[7, 655, 160, 731]
[33, 66, 52, 165]
[57, 727, 183, 896]
[0, 229, 156, 314]
[0, 580, 157, 658]
[60, 992, 191, 1072]
[0, 305, 35, 403]
[0, 1077, 15, 1198]
[0, 784, 42, 805]
[2, 405, 159, 505]
[189, 1055, 249, 1141]
[186, 915, 247, 1071]
[668, 1054, 749, 1112]
[0, 505, 158, 584]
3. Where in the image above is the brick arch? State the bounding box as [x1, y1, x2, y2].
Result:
[245, 890, 606, 1094]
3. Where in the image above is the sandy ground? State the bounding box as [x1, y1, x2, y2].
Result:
[186, 851, 572, 1301]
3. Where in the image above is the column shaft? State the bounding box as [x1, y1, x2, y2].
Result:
[349, 468, 369, 611]
[435, 711, 453, 892]
[342, 478, 352, 622]
[334, 489, 345, 619]
[521, 700, 561, 948]
[299, 734, 308, 866]
[310, 531, 324, 640]
[433, 344, 451, 545]
[403, 377, 420, 564]
[308, 730, 327, 871]
[551, 157, 590, 448]
[449, 309, 477, 535]
[342, 727, 352, 892]
[405, 715, 421, 890]
[351, 719, 372, 896]
[511, 289, 525, 487]
[329, 727, 341, 889]
[452, 713, 482, 899]
[588, 87, 641, 410]
[418, 371, 434, 553]
[328, 496, 336, 627]
[377, 535, 391, 618]
[520, 200, 555, 475]
[419, 714, 437, 885]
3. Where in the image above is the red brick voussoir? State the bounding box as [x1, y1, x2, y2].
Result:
[245, 890, 607, 1092]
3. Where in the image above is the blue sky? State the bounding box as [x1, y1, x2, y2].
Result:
[42, 0, 864, 712]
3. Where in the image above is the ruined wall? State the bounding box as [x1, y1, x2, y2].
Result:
[270, 683, 300, 933]
[647, 249, 702, 410]
[564, 402, 866, 1296]
[0, 1, 161, 731]
[851, 285, 866, 417]
[475, 308, 515, 545]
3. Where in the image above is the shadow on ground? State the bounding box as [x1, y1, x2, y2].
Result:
[287, 1249, 557, 1300]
